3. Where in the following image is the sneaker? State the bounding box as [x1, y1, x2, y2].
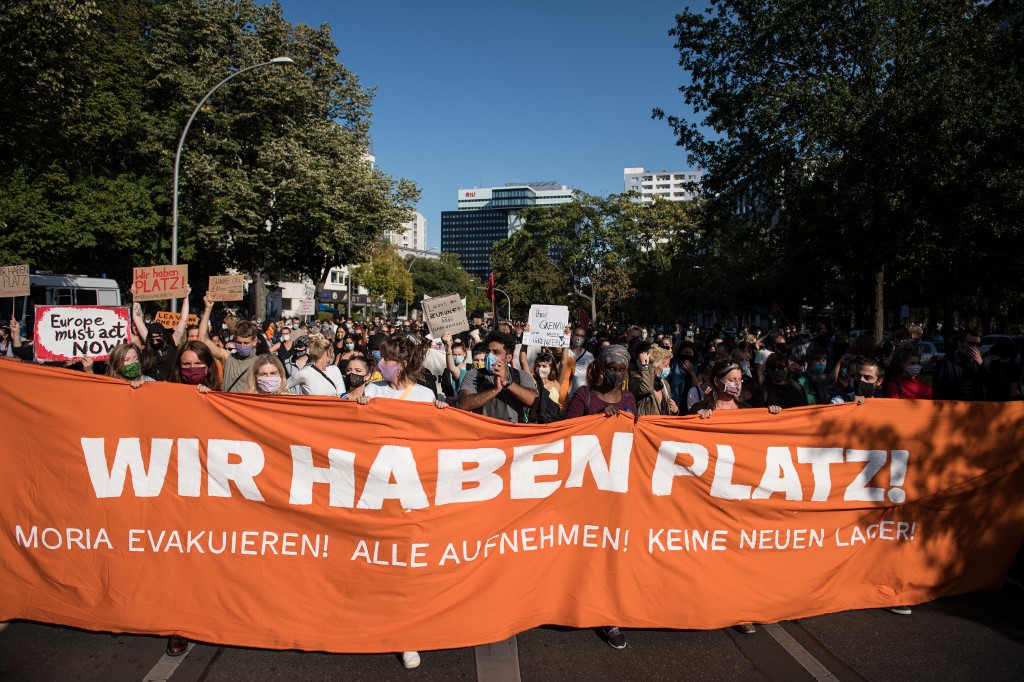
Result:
[402, 651, 421, 669]
[734, 622, 757, 635]
[603, 626, 626, 649]
[887, 605, 912, 615]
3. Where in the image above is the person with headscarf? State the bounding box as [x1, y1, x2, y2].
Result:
[564, 344, 636, 419]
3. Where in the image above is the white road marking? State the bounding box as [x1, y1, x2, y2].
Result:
[763, 623, 839, 681]
[474, 636, 521, 682]
[142, 642, 195, 682]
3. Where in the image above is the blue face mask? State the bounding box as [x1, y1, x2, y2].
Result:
[372, 350, 382, 361]
[659, 367, 671, 379]
[810, 362, 827, 375]
[453, 355, 465, 366]
[485, 353, 502, 372]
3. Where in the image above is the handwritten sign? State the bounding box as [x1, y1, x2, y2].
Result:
[0, 264, 30, 298]
[154, 311, 198, 329]
[421, 293, 469, 337]
[524, 304, 570, 348]
[297, 299, 315, 315]
[33, 306, 130, 361]
[207, 275, 245, 302]
[132, 264, 188, 302]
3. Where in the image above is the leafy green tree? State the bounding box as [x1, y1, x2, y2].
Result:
[0, 0, 164, 278]
[490, 233, 570, 318]
[656, 0, 1023, 338]
[512, 192, 670, 323]
[140, 0, 417, 316]
[352, 242, 412, 311]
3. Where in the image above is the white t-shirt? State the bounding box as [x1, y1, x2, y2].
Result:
[287, 363, 345, 397]
[570, 348, 594, 395]
[364, 381, 437, 403]
[754, 348, 772, 367]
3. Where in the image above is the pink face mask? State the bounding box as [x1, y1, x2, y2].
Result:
[378, 361, 401, 382]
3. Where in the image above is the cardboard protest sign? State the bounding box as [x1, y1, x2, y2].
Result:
[524, 304, 570, 348]
[0, 264, 30, 298]
[154, 311, 198, 329]
[207, 275, 245, 302]
[132, 264, 188, 302]
[2, 359, 1024, 654]
[421, 293, 469, 336]
[32, 306, 130, 360]
[297, 299, 315, 315]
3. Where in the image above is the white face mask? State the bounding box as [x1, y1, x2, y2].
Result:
[537, 366, 551, 378]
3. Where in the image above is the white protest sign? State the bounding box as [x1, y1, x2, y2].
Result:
[297, 299, 315, 315]
[421, 293, 469, 337]
[33, 306, 131, 361]
[524, 304, 570, 348]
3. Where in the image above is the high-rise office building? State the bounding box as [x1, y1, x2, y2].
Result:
[441, 182, 575, 279]
[623, 167, 703, 204]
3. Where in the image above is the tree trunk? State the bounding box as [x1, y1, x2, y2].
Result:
[590, 282, 598, 324]
[251, 269, 267, 323]
[873, 265, 885, 346]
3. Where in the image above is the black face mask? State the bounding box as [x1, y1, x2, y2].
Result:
[346, 373, 366, 388]
[769, 368, 788, 383]
[854, 379, 876, 397]
[600, 369, 620, 390]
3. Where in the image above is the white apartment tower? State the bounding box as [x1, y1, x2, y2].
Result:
[623, 167, 703, 204]
[385, 211, 427, 251]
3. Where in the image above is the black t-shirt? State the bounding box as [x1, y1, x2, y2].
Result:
[752, 380, 808, 409]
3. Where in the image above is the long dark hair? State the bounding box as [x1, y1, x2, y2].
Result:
[168, 340, 220, 390]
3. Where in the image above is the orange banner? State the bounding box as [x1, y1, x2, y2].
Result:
[1, 360, 1023, 653]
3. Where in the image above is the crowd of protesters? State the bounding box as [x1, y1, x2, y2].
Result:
[2, 292, 1022, 664]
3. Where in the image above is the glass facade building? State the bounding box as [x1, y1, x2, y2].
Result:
[441, 182, 575, 279]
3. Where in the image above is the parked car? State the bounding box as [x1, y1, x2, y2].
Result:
[917, 341, 944, 373]
[980, 334, 1024, 360]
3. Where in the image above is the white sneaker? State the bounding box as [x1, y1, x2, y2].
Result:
[887, 605, 912, 615]
[402, 651, 421, 669]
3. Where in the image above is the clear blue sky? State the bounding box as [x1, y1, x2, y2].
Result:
[276, 1, 703, 250]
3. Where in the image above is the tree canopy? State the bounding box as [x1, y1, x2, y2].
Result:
[0, 0, 418, 317]
[655, 0, 1024, 336]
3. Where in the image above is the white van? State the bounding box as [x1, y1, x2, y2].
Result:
[1, 273, 122, 335]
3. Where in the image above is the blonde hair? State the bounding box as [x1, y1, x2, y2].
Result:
[306, 336, 333, 363]
[649, 345, 672, 367]
[245, 355, 289, 395]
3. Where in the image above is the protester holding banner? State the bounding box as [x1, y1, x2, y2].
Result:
[168, 340, 221, 393]
[199, 293, 265, 393]
[286, 337, 345, 397]
[340, 356, 372, 401]
[629, 343, 680, 417]
[104, 343, 149, 389]
[564, 344, 636, 421]
[357, 335, 447, 409]
[245, 355, 291, 395]
[353, 334, 445, 669]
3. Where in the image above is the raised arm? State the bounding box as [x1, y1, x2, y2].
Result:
[442, 332, 460, 375]
[171, 285, 192, 346]
[198, 292, 230, 362]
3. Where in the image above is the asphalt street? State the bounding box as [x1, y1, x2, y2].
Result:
[2, 579, 1022, 681]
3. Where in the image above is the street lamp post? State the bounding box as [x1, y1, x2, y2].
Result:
[493, 287, 512, 322]
[170, 56, 293, 312]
